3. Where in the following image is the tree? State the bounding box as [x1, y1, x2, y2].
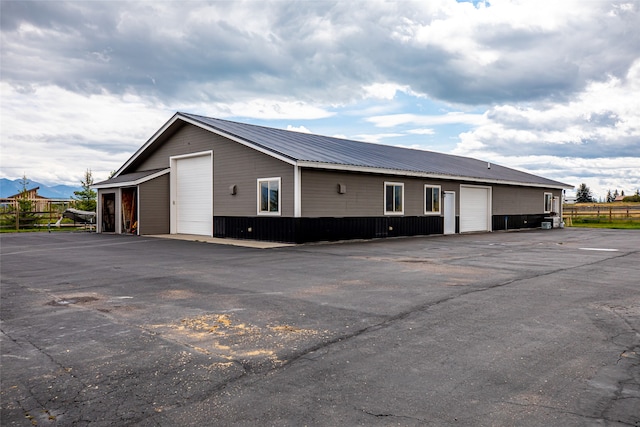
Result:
[575, 183, 595, 203]
[14, 174, 36, 229]
[17, 174, 34, 214]
[73, 169, 97, 212]
[606, 189, 613, 203]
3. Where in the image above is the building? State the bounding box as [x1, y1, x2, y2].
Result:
[1, 187, 51, 212]
[93, 112, 572, 242]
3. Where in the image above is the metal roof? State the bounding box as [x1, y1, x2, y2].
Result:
[180, 113, 572, 189]
[93, 168, 169, 188]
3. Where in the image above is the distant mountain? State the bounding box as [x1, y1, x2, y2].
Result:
[0, 178, 81, 199]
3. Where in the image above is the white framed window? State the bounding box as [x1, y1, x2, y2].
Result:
[257, 177, 281, 215]
[384, 182, 404, 215]
[424, 185, 441, 215]
[544, 192, 553, 213]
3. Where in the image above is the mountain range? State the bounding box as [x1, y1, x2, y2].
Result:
[0, 178, 82, 199]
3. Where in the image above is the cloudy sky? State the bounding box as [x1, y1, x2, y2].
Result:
[1, 0, 639, 199]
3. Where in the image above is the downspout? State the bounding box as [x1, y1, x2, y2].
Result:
[136, 185, 140, 235]
[95, 189, 101, 233]
[561, 190, 565, 228]
[294, 164, 301, 218]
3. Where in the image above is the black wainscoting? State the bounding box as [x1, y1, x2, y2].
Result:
[213, 216, 444, 243]
[492, 214, 546, 231]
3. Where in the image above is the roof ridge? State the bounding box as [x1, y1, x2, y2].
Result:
[142, 112, 572, 189]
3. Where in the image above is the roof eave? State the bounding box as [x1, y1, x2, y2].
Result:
[296, 161, 573, 189]
[92, 168, 170, 189]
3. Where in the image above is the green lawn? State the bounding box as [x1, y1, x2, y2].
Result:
[568, 218, 640, 230]
[0, 226, 88, 233]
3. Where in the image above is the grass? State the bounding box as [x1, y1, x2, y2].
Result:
[0, 227, 88, 233]
[567, 217, 640, 230]
[0, 223, 90, 233]
[564, 202, 640, 229]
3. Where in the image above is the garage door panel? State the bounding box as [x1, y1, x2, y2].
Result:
[175, 155, 212, 236]
[460, 186, 490, 233]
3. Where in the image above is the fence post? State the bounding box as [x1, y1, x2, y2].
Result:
[609, 207, 612, 221]
[16, 201, 19, 231]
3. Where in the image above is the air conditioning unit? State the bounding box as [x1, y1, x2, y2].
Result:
[541, 222, 552, 230]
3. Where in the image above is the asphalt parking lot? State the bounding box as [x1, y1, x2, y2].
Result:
[1, 228, 639, 426]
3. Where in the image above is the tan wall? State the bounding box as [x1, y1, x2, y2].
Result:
[138, 174, 169, 234]
[492, 185, 562, 215]
[300, 169, 458, 217]
[134, 124, 295, 217]
[302, 170, 564, 217]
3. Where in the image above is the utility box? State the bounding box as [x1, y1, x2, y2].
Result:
[541, 222, 552, 230]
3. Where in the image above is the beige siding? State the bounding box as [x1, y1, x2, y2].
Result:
[138, 174, 170, 235]
[301, 169, 458, 217]
[492, 185, 562, 215]
[134, 124, 294, 217]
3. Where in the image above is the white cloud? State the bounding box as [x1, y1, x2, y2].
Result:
[407, 128, 436, 135]
[368, 112, 486, 128]
[0, 82, 337, 184]
[363, 83, 416, 100]
[449, 61, 640, 199]
[286, 125, 312, 133]
[453, 59, 640, 160]
[211, 99, 334, 120]
[478, 154, 640, 199]
[0, 83, 170, 184]
[353, 133, 405, 144]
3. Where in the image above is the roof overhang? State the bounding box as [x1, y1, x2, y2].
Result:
[296, 161, 573, 190]
[92, 168, 170, 189]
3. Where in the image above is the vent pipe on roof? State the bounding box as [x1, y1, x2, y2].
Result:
[487, 162, 491, 169]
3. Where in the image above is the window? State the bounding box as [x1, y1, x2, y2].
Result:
[544, 192, 553, 213]
[424, 185, 441, 214]
[258, 178, 281, 215]
[384, 182, 404, 214]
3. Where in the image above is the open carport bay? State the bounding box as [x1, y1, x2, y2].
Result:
[1, 229, 638, 426]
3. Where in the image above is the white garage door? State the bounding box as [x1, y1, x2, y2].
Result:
[460, 186, 491, 233]
[175, 154, 212, 236]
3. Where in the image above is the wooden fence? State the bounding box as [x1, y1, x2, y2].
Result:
[0, 199, 74, 230]
[563, 204, 640, 225]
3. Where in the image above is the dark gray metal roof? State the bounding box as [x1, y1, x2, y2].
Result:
[94, 168, 168, 187]
[181, 112, 571, 188]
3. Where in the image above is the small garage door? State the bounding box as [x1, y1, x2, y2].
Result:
[460, 185, 491, 233]
[175, 154, 212, 236]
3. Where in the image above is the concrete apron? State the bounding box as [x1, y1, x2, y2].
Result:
[148, 234, 294, 249]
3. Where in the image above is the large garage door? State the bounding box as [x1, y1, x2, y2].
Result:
[175, 154, 212, 236]
[460, 185, 491, 233]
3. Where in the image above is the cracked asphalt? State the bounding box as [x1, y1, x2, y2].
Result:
[1, 228, 639, 426]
